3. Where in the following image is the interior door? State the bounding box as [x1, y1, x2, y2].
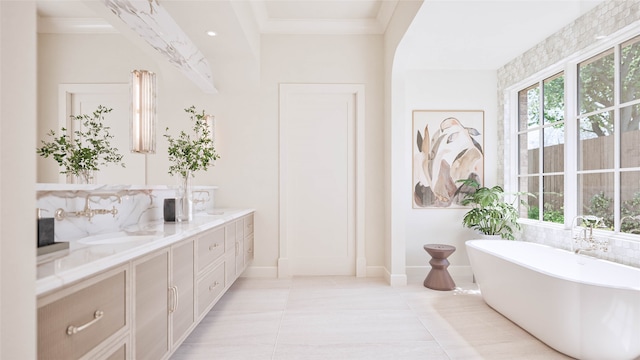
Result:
[61, 84, 145, 184]
[281, 86, 357, 276]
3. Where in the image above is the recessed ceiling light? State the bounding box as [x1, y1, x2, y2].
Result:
[206, 30, 217, 37]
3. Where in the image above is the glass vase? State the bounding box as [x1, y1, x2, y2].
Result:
[72, 170, 96, 184]
[176, 171, 193, 222]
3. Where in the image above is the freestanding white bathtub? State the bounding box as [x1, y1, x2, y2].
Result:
[466, 239, 640, 360]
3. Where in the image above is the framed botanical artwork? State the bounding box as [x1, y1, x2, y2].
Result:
[412, 110, 485, 208]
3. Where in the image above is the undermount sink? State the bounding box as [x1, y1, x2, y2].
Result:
[78, 232, 160, 245]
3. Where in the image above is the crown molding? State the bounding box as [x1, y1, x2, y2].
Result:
[376, 0, 398, 33]
[249, 0, 394, 35]
[261, 18, 385, 35]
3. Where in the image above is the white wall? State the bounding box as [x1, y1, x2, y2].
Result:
[251, 34, 386, 276]
[1, 2, 37, 358]
[383, 0, 424, 286]
[399, 69, 498, 280]
[37, 30, 388, 276]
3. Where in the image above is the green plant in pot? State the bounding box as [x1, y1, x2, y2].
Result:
[459, 179, 530, 240]
[164, 106, 220, 221]
[36, 105, 125, 183]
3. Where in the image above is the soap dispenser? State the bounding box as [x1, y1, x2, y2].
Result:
[37, 208, 55, 248]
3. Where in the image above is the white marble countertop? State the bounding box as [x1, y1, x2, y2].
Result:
[36, 208, 253, 297]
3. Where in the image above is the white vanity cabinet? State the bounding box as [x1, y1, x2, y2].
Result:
[244, 215, 254, 265]
[227, 214, 254, 279]
[169, 239, 195, 349]
[224, 221, 237, 286]
[133, 238, 195, 360]
[133, 249, 170, 360]
[37, 211, 254, 360]
[195, 226, 227, 317]
[235, 219, 245, 275]
[37, 265, 129, 360]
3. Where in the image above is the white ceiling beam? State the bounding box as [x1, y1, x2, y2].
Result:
[37, 17, 116, 34]
[102, 0, 217, 94]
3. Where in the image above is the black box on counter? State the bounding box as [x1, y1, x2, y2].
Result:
[37, 217, 55, 248]
[164, 198, 176, 222]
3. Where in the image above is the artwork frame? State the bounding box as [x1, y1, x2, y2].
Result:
[412, 110, 485, 209]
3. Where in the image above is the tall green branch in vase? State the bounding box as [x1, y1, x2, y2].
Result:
[164, 106, 220, 178]
[36, 105, 125, 183]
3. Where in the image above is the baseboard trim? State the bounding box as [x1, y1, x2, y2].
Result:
[241, 266, 278, 278]
[240, 265, 473, 285]
[365, 266, 385, 278]
[241, 265, 390, 279]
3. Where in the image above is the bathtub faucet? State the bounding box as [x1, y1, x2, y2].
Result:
[571, 215, 608, 254]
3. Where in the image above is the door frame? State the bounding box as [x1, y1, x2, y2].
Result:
[278, 83, 366, 278]
[58, 83, 129, 183]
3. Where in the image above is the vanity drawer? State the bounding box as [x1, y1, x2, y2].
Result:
[244, 215, 254, 237]
[196, 227, 225, 273]
[104, 343, 126, 360]
[196, 262, 225, 317]
[38, 270, 126, 360]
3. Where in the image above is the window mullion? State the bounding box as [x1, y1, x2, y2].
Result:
[614, 43, 622, 232]
[564, 62, 579, 227]
[505, 90, 519, 194]
[538, 80, 544, 221]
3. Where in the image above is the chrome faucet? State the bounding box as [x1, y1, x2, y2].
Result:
[192, 190, 210, 206]
[55, 193, 122, 221]
[571, 215, 608, 254]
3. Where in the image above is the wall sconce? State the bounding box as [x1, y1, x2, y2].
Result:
[204, 114, 215, 143]
[130, 69, 156, 154]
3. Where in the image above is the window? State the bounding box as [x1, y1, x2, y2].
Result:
[577, 50, 615, 229]
[517, 74, 565, 224]
[619, 36, 640, 234]
[513, 34, 640, 235]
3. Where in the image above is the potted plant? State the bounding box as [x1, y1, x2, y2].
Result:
[36, 105, 125, 183]
[164, 106, 220, 221]
[459, 179, 529, 240]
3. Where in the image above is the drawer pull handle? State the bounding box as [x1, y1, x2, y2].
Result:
[168, 287, 174, 313]
[209, 281, 220, 291]
[209, 243, 220, 251]
[174, 285, 179, 312]
[247, 248, 253, 254]
[66, 310, 104, 336]
[168, 286, 179, 313]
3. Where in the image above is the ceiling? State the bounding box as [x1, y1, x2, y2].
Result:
[36, 0, 607, 72]
[400, 0, 606, 70]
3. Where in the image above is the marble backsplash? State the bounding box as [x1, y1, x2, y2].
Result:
[36, 184, 217, 242]
[519, 222, 640, 269]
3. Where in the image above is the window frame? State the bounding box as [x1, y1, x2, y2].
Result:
[505, 25, 640, 240]
[515, 73, 566, 223]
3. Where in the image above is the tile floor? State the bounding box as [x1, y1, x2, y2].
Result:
[171, 276, 571, 360]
